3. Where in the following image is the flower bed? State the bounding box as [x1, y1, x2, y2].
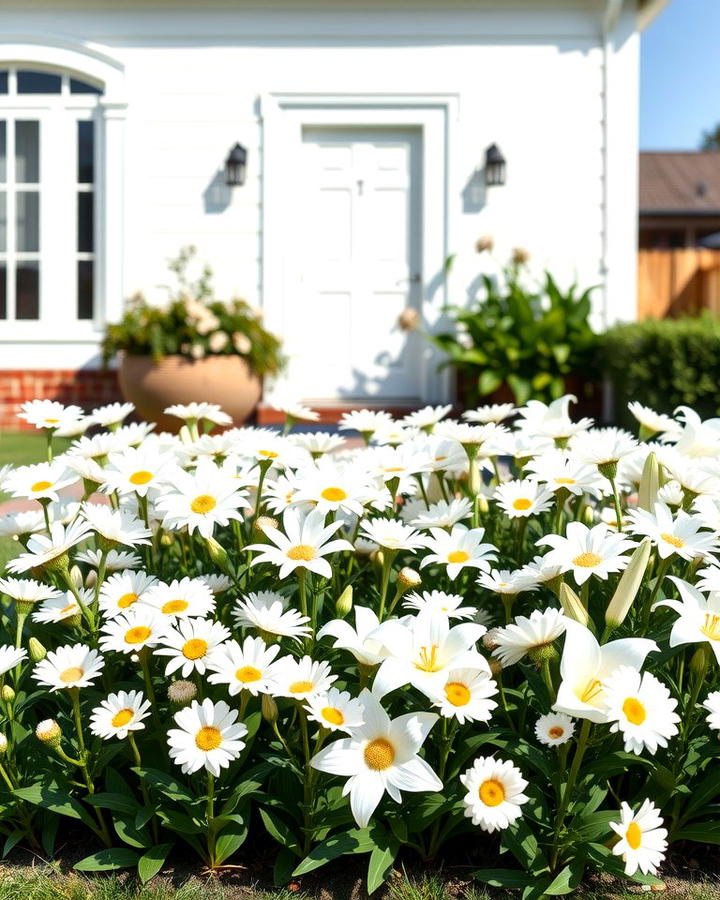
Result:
[0, 396, 718, 894]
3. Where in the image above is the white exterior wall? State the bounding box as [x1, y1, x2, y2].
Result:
[0, 0, 642, 402]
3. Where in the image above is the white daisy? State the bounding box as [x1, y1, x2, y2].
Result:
[269, 655, 337, 701]
[32, 643, 104, 691]
[165, 402, 232, 427]
[359, 518, 427, 553]
[0, 577, 60, 605]
[459, 756, 529, 833]
[0, 645, 28, 677]
[17, 399, 84, 432]
[525, 450, 605, 498]
[463, 403, 516, 424]
[7, 520, 93, 575]
[232, 591, 311, 641]
[419, 524, 497, 580]
[3, 462, 78, 504]
[403, 590, 476, 620]
[290, 460, 373, 518]
[196, 573, 232, 595]
[0, 510, 45, 538]
[602, 666, 680, 756]
[476, 569, 539, 598]
[32, 590, 87, 624]
[206, 636, 282, 696]
[537, 522, 637, 586]
[409, 498, 473, 530]
[627, 402, 680, 438]
[154, 618, 231, 677]
[492, 608, 568, 667]
[610, 800, 668, 876]
[290, 431, 346, 457]
[626, 502, 718, 561]
[338, 409, 394, 440]
[91, 402, 135, 428]
[304, 688, 366, 733]
[703, 690, 720, 730]
[516, 396, 592, 440]
[99, 608, 170, 654]
[77, 549, 142, 571]
[570, 427, 639, 476]
[653, 577, 720, 664]
[98, 570, 158, 619]
[311, 688, 441, 828]
[102, 446, 176, 498]
[494, 479, 554, 519]
[402, 404, 453, 432]
[81, 503, 152, 547]
[89, 690, 151, 740]
[246, 507, 353, 579]
[168, 698, 247, 776]
[534, 712, 575, 746]
[141, 577, 216, 620]
[427, 667, 498, 724]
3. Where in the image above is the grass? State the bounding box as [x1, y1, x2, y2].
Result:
[0, 431, 70, 468]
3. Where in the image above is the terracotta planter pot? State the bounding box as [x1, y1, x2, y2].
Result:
[119, 354, 262, 432]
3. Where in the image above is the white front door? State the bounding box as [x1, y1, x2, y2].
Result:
[285, 126, 423, 403]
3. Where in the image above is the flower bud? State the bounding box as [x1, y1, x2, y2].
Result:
[582, 504, 596, 527]
[335, 585, 353, 618]
[597, 460, 618, 481]
[167, 679, 197, 708]
[528, 643, 558, 667]
[43, 552, 70, 575]
[261, 693, 278, 723]
[489, 658, 503, 677]
[160, 532, 175, 547]
[252, 516, 278, 543]
[605, 539, 651, 630]
[28, 636, 47, 663]
[638, 452, 660, 512]
[36, 719, 62, 748]
[205, 536, 229, 571]
[0, 734, 7, 756]
[397, 567, 421, 590]
[69, 565, 84, 591]
[371, 550, 385, 572]
[1, 685, 15, 703]
[482, 628, 500, 652]
[559, 583, 589, 627]
[690, 645, 712, 680]
[468, 460, 482, 498]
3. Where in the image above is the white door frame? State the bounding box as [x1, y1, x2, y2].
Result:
[260, 92, 458, 406]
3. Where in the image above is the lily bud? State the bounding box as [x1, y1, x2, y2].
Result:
[638, 452, 660, 513]
[468, 460, 482, 498]
[205, 536, 229, 571]
[261, 693, 279, 724]
[35, 719, 62, 748]
[605, 539, 651, 630]
[1, 685, 15, 703]
[559, 583, 589, 627]
[28, 636, 47, 663]
[69, 565, 84, 590]
[690, 645, 712, 680]
[335, 585, 353, 618]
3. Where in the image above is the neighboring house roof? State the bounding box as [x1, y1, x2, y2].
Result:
[639, 151, 720, 216]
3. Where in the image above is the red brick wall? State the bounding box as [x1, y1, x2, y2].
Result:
[0, 370, 122, 431]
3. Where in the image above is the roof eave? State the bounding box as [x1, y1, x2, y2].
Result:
[637, 0, 672, 30]
[640, 209, 720, 217]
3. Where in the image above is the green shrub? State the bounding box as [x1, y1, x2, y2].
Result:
[600, 314, 720, 426]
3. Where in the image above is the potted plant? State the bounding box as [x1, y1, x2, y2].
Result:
[102, 247, 284, 430]
[426, 247, 601, 413]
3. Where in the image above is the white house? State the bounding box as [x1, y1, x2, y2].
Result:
[0, 0, 668, 427]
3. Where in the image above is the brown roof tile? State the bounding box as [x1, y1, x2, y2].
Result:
[640, 151, 720, 214]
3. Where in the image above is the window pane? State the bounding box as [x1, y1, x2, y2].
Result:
[77, 260, 94, 319]
[77, 121, 95, 183]
[17, 70, 61, 94]
[0, 121, 6, 183]
[16, 191, 39, 252]
[0, 72, 7, 94]
[77, 191, 93, 252]
[70, 78, 102, 95]
[0, 263, 5, 319]
[0, 191, 5, 252]
[16, 121, 39, 183]
[16, 261, 39, 319]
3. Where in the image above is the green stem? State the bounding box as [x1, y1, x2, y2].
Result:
[70, 689, 112, 847]
[641, 557, 672, 633]
[551, 719, 591, 869]
[377, 550, 398, 622]
[207, 773, 216, 867]
[299, 709, 316, 855]
[608, 476, 624, 532]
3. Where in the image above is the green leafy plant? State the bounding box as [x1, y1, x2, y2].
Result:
[101, 246, 284, 377]
[600, 314, 720, 428]
[427, 255, 599, 405]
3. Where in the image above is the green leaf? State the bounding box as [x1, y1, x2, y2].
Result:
[273, 847, 298, 886]
[138, 843, 173, 884]
[367, 837, 399, 894]
[501, 819, 546, 871]
[260, 807, 301, 855]
[131, 767, 195, 805]
[544, 860, 584, 895]
[473, 868, 534, 888]
[478, 370, 502, 396]
[293, 828, 375, 876]
[86, 792, 140, 816]
[2, 829, 25, 859]
[674, 822, 720, 845]
[113, 815, 152, 849]
[214, 812, 249, 865]
[74, 848, 140, 872]
[13, 785, 97, 831]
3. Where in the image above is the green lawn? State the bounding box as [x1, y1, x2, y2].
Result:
[0, 431, 70, 468]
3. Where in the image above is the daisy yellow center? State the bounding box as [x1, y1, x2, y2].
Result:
[445, 682, 471, 706]
[572, 552, 603, 568]
[236, 666, 262, 683]
[384, 467, 405, 473]
[513, 498, 532, 511]
[622, 697, 646, 725]
[415, 644, 444, 673]
[162, 599, 189, 614]
[125, 626, 152, 644]
[129, 470, 153, 485]
[447, 550, 469, 564]
[289, 680, 314, 694]
[321, 487, 347, 502]
[479, 779, 505, 807]
[555, 478, 576, 485]
[60, 603, 77, 615]
[364, 738, 395, 771]
[117, 592, 138, 609]
[31, 480, 53, 492]
[111, 708, 134, 728]
[59, 666, 84, 683]
[626, 821, 642, 850]
[44, 418, 59, 424]
[321, 706, 345, 726]
[195, 726, 222, 751]
[191, 494, 217, 514]
[548, 726, 565, 739]
[660, 532, 684, 548]
[578, 677, 603, 704]
[701, 613, 720, 641]
[287, 544, 315, 561]
[259, 450, 279, 459]
[182, 638, 208, 660]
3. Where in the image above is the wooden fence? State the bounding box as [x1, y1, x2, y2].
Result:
[637, 248, 720, 318]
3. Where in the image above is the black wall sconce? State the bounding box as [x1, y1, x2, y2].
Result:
[484, 143, 506, 186]
[225, 143, 248, 186]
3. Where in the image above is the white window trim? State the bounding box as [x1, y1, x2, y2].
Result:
[260, 92, 459, 405]
[0, 36, 126, 365]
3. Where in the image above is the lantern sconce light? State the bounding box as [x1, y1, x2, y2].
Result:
[484, 143, 506, 187]
[224, 143, 248, 187]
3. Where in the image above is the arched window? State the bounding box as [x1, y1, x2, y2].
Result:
[0, 67, 103, 327]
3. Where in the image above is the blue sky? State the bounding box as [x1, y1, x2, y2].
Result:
[640, 0, 720, 150]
